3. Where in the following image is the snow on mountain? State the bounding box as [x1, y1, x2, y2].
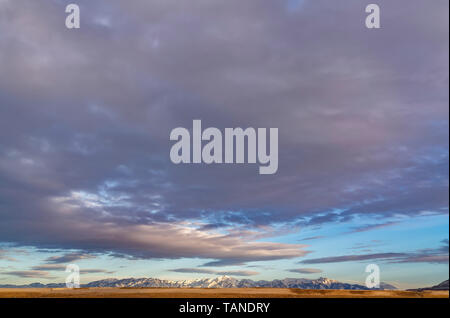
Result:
[0, 275, 398, 290]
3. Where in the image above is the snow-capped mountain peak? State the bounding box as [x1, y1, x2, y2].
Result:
[0, 276, 397, 290]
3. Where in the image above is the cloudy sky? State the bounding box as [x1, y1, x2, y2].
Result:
[0, 0, 448, 289]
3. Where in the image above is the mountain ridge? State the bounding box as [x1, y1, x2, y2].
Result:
[0, 275, 398, 290]
[407, 279, 449, 292]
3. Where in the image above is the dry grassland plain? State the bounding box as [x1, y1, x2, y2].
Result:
[0, 288, 448, 298]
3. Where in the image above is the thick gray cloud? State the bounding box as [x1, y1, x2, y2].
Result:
[0, 0, 448, 264]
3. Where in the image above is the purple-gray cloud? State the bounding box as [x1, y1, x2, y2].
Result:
[298, 236, 324, 242]
[3, 270, 56, 279]
[349, 221, 400, 233]
[30, 264, 114, 274]
[169, 268, 259, 277]
[300, 253, 407, 264]
[0, 0, 448, 264]
[45, 252, 95, 264]
[31, 264, 66, 271]
[0, 250, 17, 262]
[301, 240, 449, 264]
[288, 268, 323, 274]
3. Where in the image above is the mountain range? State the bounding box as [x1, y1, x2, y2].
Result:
[408, 279, 449, 292]
[0, 276, 398, 290]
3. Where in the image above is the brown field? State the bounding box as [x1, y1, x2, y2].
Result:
[0, 288, 448, 298]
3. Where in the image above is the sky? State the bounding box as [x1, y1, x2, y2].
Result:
[0, 0, 448, 290]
